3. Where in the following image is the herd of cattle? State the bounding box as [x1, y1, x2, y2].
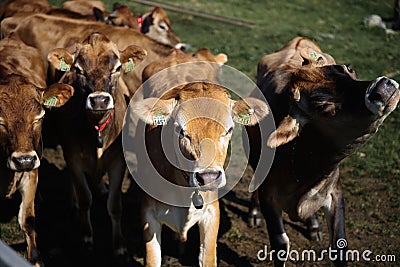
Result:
[0, 0, 399, 267]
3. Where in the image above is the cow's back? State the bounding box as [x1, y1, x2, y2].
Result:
[0, 36, 46, 88]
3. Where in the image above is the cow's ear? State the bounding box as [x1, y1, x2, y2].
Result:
[47, 48, 74, 72]
[120, 45, 147, 73]
[215, 53, 228, 65]
[133, 97, 177, 125]
[42, 83, 74, 108]
[267, 115, 302, 148]
[232, 97, 269, 126]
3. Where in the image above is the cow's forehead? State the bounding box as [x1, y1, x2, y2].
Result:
[78, 41, 119, 63]
[174, 83, 233, 130]
[0, 82, 42, 118]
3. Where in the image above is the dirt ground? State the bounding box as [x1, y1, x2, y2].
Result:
[1, 141, 399, 267]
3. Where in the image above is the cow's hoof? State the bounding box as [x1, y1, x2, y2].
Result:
[247, 208, 263, 227]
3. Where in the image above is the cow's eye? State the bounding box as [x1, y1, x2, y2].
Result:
[159, 22, 168, 31]
[75, 63, 84, 74]
[112, 62, 122, 74]
[345, 65, 354, 73]
[33, 110, 45, 125]
[0, 119, 7, 132]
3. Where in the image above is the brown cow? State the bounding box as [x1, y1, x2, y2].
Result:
[0, 35, 73, 266]
[245, 37, 400, 266]
[46, 32, 146, 263]
[11, 13, 177, 94]
[130, 52, 269, 266]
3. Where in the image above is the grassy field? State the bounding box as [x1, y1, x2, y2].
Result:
[3, 0, 400, 265]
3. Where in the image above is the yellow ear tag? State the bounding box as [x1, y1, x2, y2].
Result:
[44, 96, 58, 107]
[236, 109, 254, 125]
[153, 112, 167, 126]
[236, 113, 250, 125]
[59, 58, 70, 72]
[307, 51, 320, 62]
[124, 58, 135, 73]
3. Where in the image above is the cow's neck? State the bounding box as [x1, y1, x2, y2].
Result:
[289, 127, 352, 184]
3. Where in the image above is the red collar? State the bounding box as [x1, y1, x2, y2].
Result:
[137, 16, 143, 30]
[94, 109, 114, 132]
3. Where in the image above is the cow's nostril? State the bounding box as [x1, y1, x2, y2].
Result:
[12, 156, 36, 171]
[88, 94, 112, 110]
[195, 171, 221, 186]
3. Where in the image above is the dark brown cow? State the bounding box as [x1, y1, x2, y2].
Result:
[132, 51, 269, 266]
[245, 37, 400, 266]
[0, 35, 73, 266]
[46, 32, 146, 263]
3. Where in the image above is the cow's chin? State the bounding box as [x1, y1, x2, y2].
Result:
[189, 173, 226, 192]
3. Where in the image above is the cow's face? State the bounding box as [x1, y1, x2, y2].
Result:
[104, 4, 137, 28]
[268, 64, 400, 149]
[0, 75, 73, 171]
[134, 83, 269, 190]
[141, 7, 186, 50]
[48, 33, 146, 113]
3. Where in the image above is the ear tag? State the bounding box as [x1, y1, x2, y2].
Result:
[59, 58, 70, 72]
[124, 58, 135, 73]
[237, 112, 251, 125]
[308, 51, 320, 62]
[153, 112, 167, 126]
[44, 96, 58, 107]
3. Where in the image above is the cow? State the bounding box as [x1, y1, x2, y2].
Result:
[130, 51, 269, 267]
[10, 13, 179, 94]
[0, 35, 74, 266]
[245, 36, 400, 266]
[45, 32, 146, 264]
[0, 0, 53, 20]
[1, 2, 186, 50]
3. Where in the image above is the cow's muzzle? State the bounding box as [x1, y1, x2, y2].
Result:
[86, 92, 114, 111]
[365, 77, 400, 115]
[8, 151, 40, 171]
[191, 167, 226, 190]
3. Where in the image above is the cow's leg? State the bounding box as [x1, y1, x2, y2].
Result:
[260, 198, 289, 267]
[306, 213, 323, 241]
[107, 154, 130, 263]
[248, 190, 263, 227]
[198, 202, 219, 267]
[323, 178, 347, 267]
[68, 165, 94, 251]
[143, 213, 162, 267]
[19, 170, 42, 266]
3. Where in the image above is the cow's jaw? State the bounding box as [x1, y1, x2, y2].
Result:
[365, 76, 399, 116]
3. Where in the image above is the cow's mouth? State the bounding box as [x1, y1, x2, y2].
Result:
[365, 77, 400, 116]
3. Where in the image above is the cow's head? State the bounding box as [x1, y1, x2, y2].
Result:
[267, 63, 400, 150]
[191, 48, 228, 65]
[97, 3, 138, 29]
[47, 32, 146, 116]
[134, 83, 269, 190]
[0, 74, 73, 171]
[141, 6, 186, 50]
